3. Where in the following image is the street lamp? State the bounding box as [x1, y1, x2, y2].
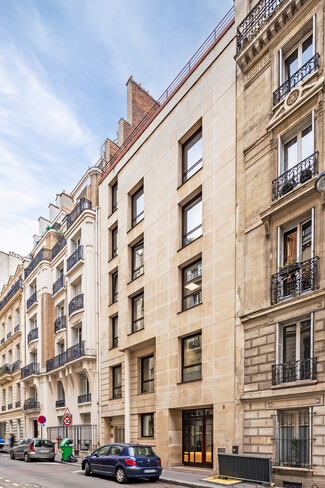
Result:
[315, 171, 325, 193]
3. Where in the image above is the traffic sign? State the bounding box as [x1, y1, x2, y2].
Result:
[64, 407, 71, 418]
[38, 415, 46, 424]
[63, 415, 72, 426]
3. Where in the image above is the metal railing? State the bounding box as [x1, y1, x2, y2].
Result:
[24, 398, 40, 411]
[12, 360, 20, 373]
[66, 341, 85, 363]
[69, 294, 84, 316]
[46, 341, 85, 372]
[271, 257, 318, 305]
[273, 53, 320, 105]
[28, 327, 38, 344]
[6, 331, 11, 340]
[14, 324, 20, 333]
[46, 351, 67, 372]
[51, 236, 67, 260]
[53, 274, 65, 295]
[27, 291, 37, 310]
[47, 424, 97, 453]
[15, 401, 21, 408]
[21, 362, 40, 379]
[100, 7, 235, 176]
[8, 403, 12, 410]
[1, 406, 5, 411]
[78, 393, 91, 404]
[0, 278, 23, 312]
[0, 363, 12, 377]
[24, 248, 51, 279]
[276, 410, 310, 467]
[66, 198, 91, 229]
[54, 315, 66, 334]
[67, 246, 83, 272]
[272, 357, 317, 385]
[236, 0, 284, 52]
[272, 151, 319, 200]
[0, 338, 4, 345]
[56, 399, 65, 408]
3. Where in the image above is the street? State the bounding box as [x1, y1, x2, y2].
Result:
[0, 452, 185, 488]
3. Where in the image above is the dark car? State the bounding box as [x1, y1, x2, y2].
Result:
[81, 443, 162, 484]
[10, 438, 55, 462]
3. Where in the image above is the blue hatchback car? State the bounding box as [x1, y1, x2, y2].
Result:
[81, 443, 162, 484]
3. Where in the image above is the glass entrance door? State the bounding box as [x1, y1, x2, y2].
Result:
[183, 409, 213, 467]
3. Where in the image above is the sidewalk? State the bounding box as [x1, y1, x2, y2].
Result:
[160, 468, 260, 488]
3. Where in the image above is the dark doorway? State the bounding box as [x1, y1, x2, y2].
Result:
[33, 420, 38, 438]
[183, 408, 213, 467]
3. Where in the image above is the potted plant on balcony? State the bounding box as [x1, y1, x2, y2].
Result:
[300, 167, 312, 184]
[286, 257, 301, 274]
[281, 178, 295, 196]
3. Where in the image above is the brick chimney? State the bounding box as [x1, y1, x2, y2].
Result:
[126, 76, 157, 128]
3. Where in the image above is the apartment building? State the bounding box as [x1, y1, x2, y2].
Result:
[98, 9, 237, 470]
[21, 168, 101, 451]
[0, 263, 24, 440]
[235, 0, 325, 486]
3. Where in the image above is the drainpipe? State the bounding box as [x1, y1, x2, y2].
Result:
[95, 205, 101, 447]
[125, 349, 130, 443]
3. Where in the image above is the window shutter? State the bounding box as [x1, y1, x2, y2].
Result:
[277, 226, 283, 268]
[311, 312, 314, 358]
[311, 207, 315, 258]
[279, 48, 283, 85]
[276, 322, 282, 364]
[313, 15, 316, 56]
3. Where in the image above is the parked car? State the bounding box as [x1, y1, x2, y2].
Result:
[10, 438, 55, 462]
[81, 443, 162, 483]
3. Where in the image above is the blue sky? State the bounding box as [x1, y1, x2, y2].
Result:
[0, 0, 232, 256]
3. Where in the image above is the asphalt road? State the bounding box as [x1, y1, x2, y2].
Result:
[0, 452, 184, 488]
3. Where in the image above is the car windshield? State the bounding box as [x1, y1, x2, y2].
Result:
[34, 440, 53, 448]
[129, 446, 157, 457]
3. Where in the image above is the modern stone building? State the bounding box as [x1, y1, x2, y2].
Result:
[235, 0, 325, 486]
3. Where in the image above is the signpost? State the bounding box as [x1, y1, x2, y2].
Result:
[62, 407, 72, 438]
[38, 415, 46, 438]
[63, 416, 72, 427]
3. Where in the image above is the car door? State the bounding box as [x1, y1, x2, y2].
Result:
[15, 438, 27, 458]
[89, 445, 111, 474]
[104, 445, 124, 475]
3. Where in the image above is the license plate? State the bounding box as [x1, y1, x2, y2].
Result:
[144, 469, 156, 473]
[40, 450, 48, 453]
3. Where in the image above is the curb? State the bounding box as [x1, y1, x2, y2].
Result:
[160, 478, 212, 488]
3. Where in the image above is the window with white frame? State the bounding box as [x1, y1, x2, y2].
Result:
[284, 32, 313, 84]
[275, 409, 311, 468]
[279, 115, 315, 175]
[278, 213, 313, 269]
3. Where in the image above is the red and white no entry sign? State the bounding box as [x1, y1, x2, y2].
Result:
[63, 415, 72, 426]
[38, 415, 46, 424]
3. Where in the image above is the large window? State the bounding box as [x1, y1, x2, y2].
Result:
[132, 187, 144, 227]
[141, 413, 154, 437]
[182, 260, 202, 311]
[112, 365, 122, 399]
[112, 183, 118, 212]
[279, 217, 312, 268]
[112, 227, 118, 258]
[276, 410, 310, 467]
[284, 33, 313, 86]
[182, 333, 202, 383]
[132, 240, 144, 280]
[281, 122, 313, 175]
[112, 272, 118, 304]
[132, 293, 144, 332]
[182, 195, 202, 247]
[182, 128, 202, 182]
[141, 355, 154, 393]
[112, 316, 118, 349]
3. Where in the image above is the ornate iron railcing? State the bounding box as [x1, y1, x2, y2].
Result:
[69, 294, 84, 316]
[24, 398, 40, 411]
[12, 360, 20, 373]
[54, 315, 66, 334]
[28, 327, 38, 344]
[6, 331, 11, 340]
[27, 291, 37, 310]
[66, 198, 91, 229]
[1, 406, 5, 411]
[272, 357, 317, 385]
[46, 351, 66, 372]
[236, 0, 284, 52]
[56, 399, 65, 408]
[8, 403, 12, 410]
[66, 341, 85, 363]
[67, 246, 83, 272]
[271, 257, 318, 305]
[15, 401, 21, 408]
[272, 151, 319, 200]
[51, 236, 66, 260]
[78, 394, 91, 404]
[53, 274, 65, 295]
[0, 278, 23, 312]
[0, 338, 4, 345]
[24, 248, 51, 279]
[14, 324, 20, 334]
[273, 53, 320, 105]
[21, 362, 39, 379]
[0, 363, 12, 377]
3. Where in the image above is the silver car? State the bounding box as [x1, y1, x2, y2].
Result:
[10, 438, 55, 462]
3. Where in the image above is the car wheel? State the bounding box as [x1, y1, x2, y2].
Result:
[115, 467, 128, 484]
[24, 452, 30, 463]
[151, 477, 160, 482]
[84, 462, 91, 476]
[10, 451, 15, 460]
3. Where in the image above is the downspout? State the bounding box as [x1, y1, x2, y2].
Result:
[96, 205, 101, 447]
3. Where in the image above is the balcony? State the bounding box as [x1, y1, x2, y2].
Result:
[53, 274, 65, 296]
[272, 357, 317, 385]
[6, 331, 11, 340]
[67, 246, 83, 272]
[28, 327, 38, 344]
[27, 291, 37, 310]
[21, 362, 40, 379]
[69, 294, 84, 316]
[273, 54, 320, 106]
[12, 360, 20, 373]
[15, 401, 21, 408]
[78, 393, 91, 404]
[271, 257, 318, 305]
[8, 403, 12, 410]
[0, 338, 4, 345]
[0, 363, 12, 384]
[46, 351, 66, 372]
[24, 398, 40, 411]
[272, 151, 319, 200]
[14, 324, 20, 334]
[56, 399, 65, 408]
[46, 341, 86, 372]
[24, 248, 51, 280]
[67, 341, 85, 362]
[0, 278, 23, 312]
[66, 198, 91, 229]
[1, 406, 5, 411]
[51, 236, 67, 260]
[54, 315, 66, 334]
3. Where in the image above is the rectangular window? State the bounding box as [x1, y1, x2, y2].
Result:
[280, 217, 312, 267]
[112, 316, 118, 349]
[182, 260, 202, 311]
[284, 33, 313, 85]
[141, 355, 154, 393]
[182, 333, 202, 383]
[112, 183, 118, 212]
[182, 128, 202, 182]
[276, 410, 310, 467]
[112, 227, 118, 258]
[132, 187, 144, 227]
[132, 240, 144, 280]
[182, 195, 202, 247]
[112, 271, 118, 303]
[132, 293, 144, 332]
[141, 413, 154, 437]
[113, 365, 122, 399]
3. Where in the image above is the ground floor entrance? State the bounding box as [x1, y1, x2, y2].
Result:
[183, 408, 213, 467]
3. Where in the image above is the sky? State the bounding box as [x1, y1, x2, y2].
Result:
[0, 0, 232, 257]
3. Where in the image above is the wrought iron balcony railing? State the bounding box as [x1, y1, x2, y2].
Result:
[271, 257, 318, 305]
[27, 291, 37, 310]
[236, 0, 284, 52]
[51, 236, 67, 260]
[46, 351, 66, 372]
[54, 315, 66, 334]
[66, 198, 91, 229]
[1, 406, 5, 411]
[24, 398, 40, 411]
[272, 357, 317, 385]
[28, 327, 38, 344]
[67, 246, 83, 272]
[7, 331, 11, 340]
[21, 362, 39, 379]
[12, 360, 20, 372]
[66, 341, 85, 363]
[0, 278, 23, 312]
[0, 338, 4, 345]
[8, 403, 12, 410]
[56, 399, 65, 408]
[24, 248, 51, 279]
[78, 393, 91, 404]
[14, 324, 20, 334]
[15, 401, 21, 408]
[53, 274, 65, 295]
[273, 53, 320, 105]
[46, 341, 86, 372]
[0, 363, 12, 377]
[69, 293, 84, 316]
[272, 151, 319, 200]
